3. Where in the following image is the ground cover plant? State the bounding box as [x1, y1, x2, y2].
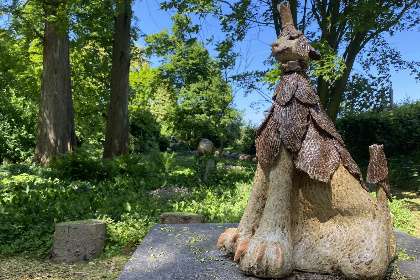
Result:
[0, 145, 255, 257]
[0, 145, 418, 279]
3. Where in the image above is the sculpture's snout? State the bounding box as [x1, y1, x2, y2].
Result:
[271, 38, 293, 62]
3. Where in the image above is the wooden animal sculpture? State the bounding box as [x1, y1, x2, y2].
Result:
[217, 2, 396, 279]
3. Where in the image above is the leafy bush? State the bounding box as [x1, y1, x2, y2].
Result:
[388, 148, 420, 190]
[170, 182, 252, 222]
[169, 141, 191, 153]
[49, 142, 110, 181]
[0, 115, 35, 163]
[130, 109, 165, 153]
[0, 151, 255, 256]
[336, 101, 420, 165]
[233, 123, 257, 155]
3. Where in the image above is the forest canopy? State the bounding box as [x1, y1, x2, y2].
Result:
[0, 0, 419, 163]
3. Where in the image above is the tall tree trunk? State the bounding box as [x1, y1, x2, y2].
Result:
[34, 21, 76, 165]
[320, 33, 366, 122]
[103, 0, 131, 158]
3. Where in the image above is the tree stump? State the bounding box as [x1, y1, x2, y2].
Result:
[160, 212, 205, 224]
[51, 219, 106, 262]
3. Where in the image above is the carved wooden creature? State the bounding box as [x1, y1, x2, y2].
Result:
[217, 2, 395, 279]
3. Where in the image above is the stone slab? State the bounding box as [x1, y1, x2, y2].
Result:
[394, 229, 420, 279]
[117, 224, 420, 280]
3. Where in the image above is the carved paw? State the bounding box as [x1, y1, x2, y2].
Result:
[237, 239, 292, 278]
[217, 228, 239, 254]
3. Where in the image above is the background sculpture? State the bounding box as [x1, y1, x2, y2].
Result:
[218, 2, 396, 279]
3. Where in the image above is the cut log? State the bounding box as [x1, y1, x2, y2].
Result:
[51, 219, 106, 262]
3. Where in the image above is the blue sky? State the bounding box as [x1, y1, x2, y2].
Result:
[133, 0, 420, 124]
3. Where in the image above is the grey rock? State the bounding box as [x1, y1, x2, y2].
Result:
[198, 139, 214, 156]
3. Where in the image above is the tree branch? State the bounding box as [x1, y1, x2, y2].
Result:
[17, 13, 44, 39]
[362, 0, 418, 48]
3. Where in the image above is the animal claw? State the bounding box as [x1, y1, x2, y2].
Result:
[276, 243, 282, 268]
[229, 232, 240, 247]
[217, 228, 237, 249]
[253, 241, 267, 265]
[234, 238, 251, 262]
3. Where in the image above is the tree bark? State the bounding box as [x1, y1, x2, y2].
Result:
[34, 20, 76, 165]
[322, 32, 366, 122]
[103, 1, 132, 158]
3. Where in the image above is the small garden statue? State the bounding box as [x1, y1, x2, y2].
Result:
[217, 2, 396, 279]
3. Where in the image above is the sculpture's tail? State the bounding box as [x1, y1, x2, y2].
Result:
[367, 144, 393, 203]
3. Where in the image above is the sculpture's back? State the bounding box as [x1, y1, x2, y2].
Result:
[218, 2, 395, 279]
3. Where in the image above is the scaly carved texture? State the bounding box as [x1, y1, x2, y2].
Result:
[309, 105, 344, 145]
[273, 99, 309, 153]
[274, 73, 298, 105]
[367, 144, 392, 201]
[296, 36, 311, 57]
[334, 141, 367, 190]
[367, 144, 389, 183]
[280, 25, 302, 38]
[295, 122, 341, 182]
[256, 71, 366, 190]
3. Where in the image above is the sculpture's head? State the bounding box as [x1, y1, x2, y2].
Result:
[271, 2, 321, 64]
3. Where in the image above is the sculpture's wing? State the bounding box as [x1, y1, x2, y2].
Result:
[295, 121, 341, 182]
[274, 73, 298, 105]
[276, 98, 309, 153]
[256, 105, 282, 168]
[309, 104, 344, 145]
[334, 141, 368, 191]
[294, 74, 320, 105]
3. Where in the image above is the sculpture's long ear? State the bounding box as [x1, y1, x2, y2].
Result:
[309, 45, 321, 60]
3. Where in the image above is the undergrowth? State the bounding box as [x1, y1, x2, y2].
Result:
[0, 145, 417, 257]
[0, 147, 254, 256]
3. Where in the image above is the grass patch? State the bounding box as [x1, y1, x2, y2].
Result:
[0, 247, 135, 280]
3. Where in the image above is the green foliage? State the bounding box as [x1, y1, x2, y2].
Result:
[0, 115, 35, 163]
[388, 149, 420, 191]
[171, 182, 252, 222]
[70, 40, 112, 142]
[389, 198, 416, 236]
[0, 150, 255, 256]
[309, 40, 346, 84]
[340, 72, 389, 115]
[370, 192, 415, 236]
[336, 101, 420, 165]
[262, 62, 282, 90]
[129, 109, 164, 153]
[233, 123, 257, 155]
[141, 15, 243, 148]
[0, 172, 74, 255]
[159, 0, 420, 122]
[0, 28, 39, 163]
[169, 142, 191, 153]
